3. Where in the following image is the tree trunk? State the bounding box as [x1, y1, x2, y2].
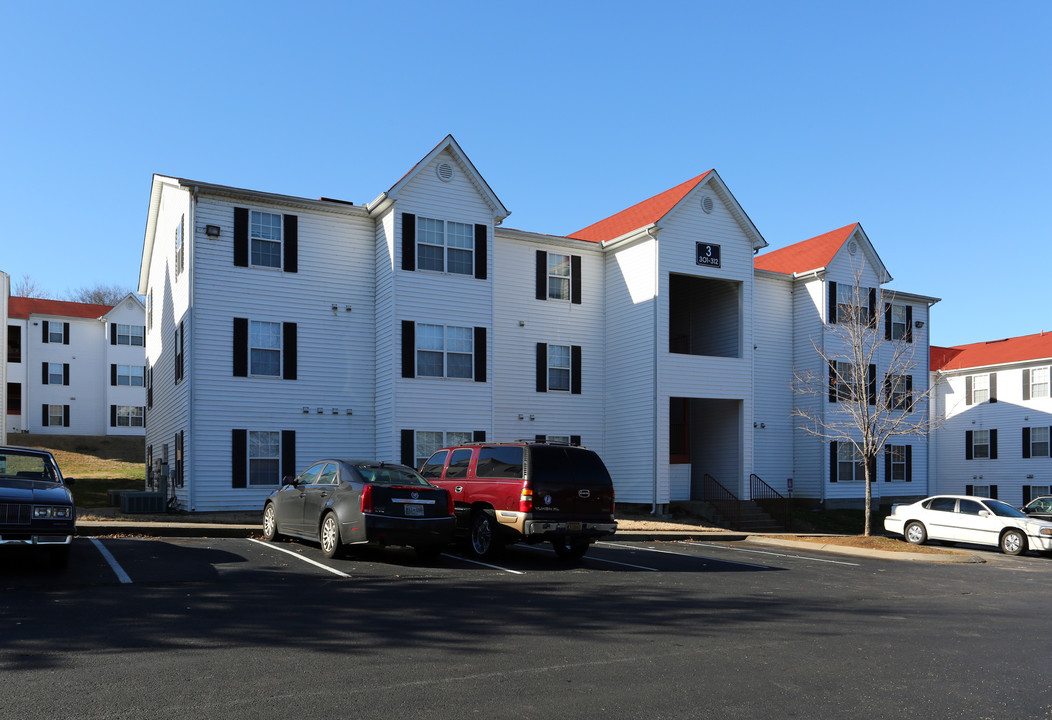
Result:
[863, 453, 873, 536]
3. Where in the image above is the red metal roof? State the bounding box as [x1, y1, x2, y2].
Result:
[8, 297, 113, 320]
[568, 172, 712, 243]
[931, 332, 1052, 371]
[753, 223, 859, 275]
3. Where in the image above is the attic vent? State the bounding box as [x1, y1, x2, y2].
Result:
[701, 195, 714, 214]
[436, 162, 455, 182]
[848, 241, 858, 255]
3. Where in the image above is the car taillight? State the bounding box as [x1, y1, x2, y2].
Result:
[611, 488, 616, 515]
[445, 489, 455, 517]
[519, 480, 533, 513]
[360, 484, 374, 513]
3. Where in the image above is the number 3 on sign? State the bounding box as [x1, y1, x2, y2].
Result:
[695, 242, 721, 268]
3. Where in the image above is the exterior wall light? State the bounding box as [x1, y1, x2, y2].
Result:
[205, 225, 221, 238]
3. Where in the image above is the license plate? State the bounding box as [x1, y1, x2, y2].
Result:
[405, 504, 424, 517]
[567, 522, 582, 532]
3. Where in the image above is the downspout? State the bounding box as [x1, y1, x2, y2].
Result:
[187, 186, 197, 512]
[648, 226, 663, 516]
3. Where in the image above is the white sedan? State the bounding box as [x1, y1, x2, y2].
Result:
[884, 495, 1052, 556]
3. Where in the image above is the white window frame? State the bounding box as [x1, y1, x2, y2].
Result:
[116, 406, 145, 427]
[837, 443, 866, 482]
[414, 430, 472, 468]
[416, 324, 473, 379]
[888, 445, 906, 481]
[548, 344, 571, 392]
[250, 210, 283, 269]
[48, 323, 64, 343]
[117, 365, 145, 387]
[248, 430, 281, 487]
[890, 304, 907, 340]
[834, 361, 860, 403]
[1030, 426, 1050, 458]
[888, 373, 911, 410]
[837, 284, 870, 325]
[147, 290, 153, 331]
[48, 404, 64, 427]
[547, 253, 571, 301]
[971, 484, 992, 499]
[973, 429, 991, 459]
[1031, 367, 1049, 399]
[175, 215, 185, 276]
[48, 362, 64, 385]
[116, 324, 145, 347]
[972, 374, 990, 404]
[249, 320, 282, 377]
[416, 216, 474, 275]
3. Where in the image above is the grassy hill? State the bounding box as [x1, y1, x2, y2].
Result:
[11, 434, 145, 508]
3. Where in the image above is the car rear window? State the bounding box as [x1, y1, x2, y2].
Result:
[355, 466, 431, 487]
[927, 497, 957, 512]
[528, 445, 612, 486]
[475, 447, 524, 479]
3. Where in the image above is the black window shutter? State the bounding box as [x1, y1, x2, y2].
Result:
[282, 323, 297, 380]
[1023, 427, 1031, 458]
[110, 405, 117, 428]
[111, 364, 117, 386]
[283, 214, 298, 273]
[571, 256, 582, 305]
[828, 361, 837, 403]
[965, 430, 973, 460]
[474, 327, 486, 383]
[474, 224, 487, 280]
[884, 446, 891, 482]
[231, 429, 247, 488]
[571, 345, 582, 395]
[281, 430, 296, 482]
[1023, 370, 1031, 401]
[233, 318, 248, 377]
[905, 375, 913, 409]
[63, 323, 69, 344]
[990, 429, 998, 459]
[868, 289, 876, 329]
[147, 367, 153, 409]
[990, 485, 998, 500]
[41, 404, 48, 427]
[1024, 486, 1032, 505]
[965, 376, 973, 405]
[571, 435, 582, 447]
[905, 445, 912, 482]
[828, 281, 837, 324]
[41, 362, 48, 385]
[63, 363, 69, 386]
[884, 303, 892, 340]
[402, 213, 416, 271]
[42, 321, 48, 344]
[990, 373, 997, 403]
[966, 484, 973, 496]
[829, 441, 838, 482]
[867, 364, 876, 406]
[111, 322, 118, 345]
[402, 321, 415, 378]
[473, 430, 486, 442]
[535, 435, 546, 443]
[905, 306, 913, 343]
[234, 207, 249, 267]
[536, 250, 547, 300]
[178, 323, 184, 381]
[536, 343, 547, 392]
[400, 429, 415, 468]
[63, 405, 70, 427]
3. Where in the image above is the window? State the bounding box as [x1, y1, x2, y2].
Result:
[250, 321, 282, 376]
[250, 211, 283, 268]
[175, 215, 185, 276]
[887, 374, 913, 410]
[836, 284, 870, 325]
[889, 304, 908, 340]
[837, 443, 866, 482]
[7, 325, 20, 363]
[536, 342, 582, 394]
[249, 431, 281, 486]
[48, 322, 65, 344]
[972, 374, 990, 404]
[833, 361, 856, 402]
[116, 406, 145, 427]
[48, 362, 64, 385]
[416, 324, 473, 379]
[548, 253, 571, 300]
[1030, 367, 1049, 399]
[116, 324, 145, 346]
[415, 430, 472, 469]
[887, 445, 906, 481]
[417, 216, 473, 275]
[48, 404, 65, 427]
[116, 365, 145, 387]
[973, 429, 991, 459]
[1027, 426, 1050, 458]
[147, 291, 153, 331]
[970, 485, 992, 499]
[7, 383, 21, 415]
[548, 345, 571, 391]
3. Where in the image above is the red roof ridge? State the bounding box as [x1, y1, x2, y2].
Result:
[568, 171, 713, 243]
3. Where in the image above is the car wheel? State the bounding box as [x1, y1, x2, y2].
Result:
[905, 521, 927, 545]
[414, 544, 444, 562]
[262, 503, 282, 541]
[320, 512, 343, 559]
[470, 510, 501, 559]
[1000, 529, 1027, 556]
[551, 536, 590, 560]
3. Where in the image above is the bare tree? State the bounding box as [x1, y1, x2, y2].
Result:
[792, 269, 936, 536]
[12, 273, 54, 298]
[67, 282, 134, 306]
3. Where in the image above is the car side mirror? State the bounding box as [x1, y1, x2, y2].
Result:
[283, 475, 298, 488]
[978, 510, 990, 517]
[64, 477, 76, 486]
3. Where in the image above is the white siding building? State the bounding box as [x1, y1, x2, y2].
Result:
[931, 333, 1052, 506]
[5, 295, 147, 438]
[138, 135, 935, 512]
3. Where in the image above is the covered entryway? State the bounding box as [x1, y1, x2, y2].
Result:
[669, 397, 743, 500]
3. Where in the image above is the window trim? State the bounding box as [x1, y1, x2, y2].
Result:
[249, 319, 283, 378]
[415, 215, 475, 276]
[249, 209, 284, 269]
[415, 323, 475, 380]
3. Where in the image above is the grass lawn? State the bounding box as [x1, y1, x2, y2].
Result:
[12, 434, 145, 508]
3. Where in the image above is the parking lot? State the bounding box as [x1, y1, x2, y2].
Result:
[4, 536, 1052, 720]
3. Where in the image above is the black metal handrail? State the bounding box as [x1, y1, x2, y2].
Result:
[702, 473, 741, 529]
[749, 473, 791, 530]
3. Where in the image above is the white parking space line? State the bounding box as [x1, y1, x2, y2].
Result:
[522, 544, 660, 571]
[248, 538, 352, 578]
[443, 553, 525, 575]
[597, 542, 772, 570]
[684, 541, 861, 567]
[89, 538, 132, 584]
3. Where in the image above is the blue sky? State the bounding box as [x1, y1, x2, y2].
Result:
[2, 1, 1048, 347]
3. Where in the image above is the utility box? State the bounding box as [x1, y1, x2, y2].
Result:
[121, 491, 166, 514]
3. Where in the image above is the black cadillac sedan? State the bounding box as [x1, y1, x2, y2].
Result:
[262, 459, 455, 561]
[0, 446, 76, 567]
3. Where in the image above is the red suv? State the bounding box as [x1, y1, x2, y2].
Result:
[420, 441, 617, 560]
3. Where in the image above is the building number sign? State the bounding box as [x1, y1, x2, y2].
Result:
[696, 242, 721, 268]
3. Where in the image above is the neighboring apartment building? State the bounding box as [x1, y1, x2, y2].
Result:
[5, 295, 147, 437]
[138, 135, 935, 512]
[931, 333, 1052, 506]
